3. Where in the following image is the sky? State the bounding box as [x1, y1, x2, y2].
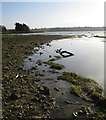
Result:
[1, 0, 105, 29]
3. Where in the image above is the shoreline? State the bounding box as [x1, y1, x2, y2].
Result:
[2, 35, 106, 119]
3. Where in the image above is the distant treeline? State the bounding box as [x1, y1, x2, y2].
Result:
[0, 23, 106, 34]
[33, 27, 105, 32]
[0, 25, 7, 32]
[0, 23, 30, 34]
[46, 27, 105, 32]
[15, 23, 30, 32]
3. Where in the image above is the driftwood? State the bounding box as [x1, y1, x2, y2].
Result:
[55, 48, 74, 58]
[60, 51, 74, 58]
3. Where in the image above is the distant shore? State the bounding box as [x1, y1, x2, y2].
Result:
[1, 26, 105, 34]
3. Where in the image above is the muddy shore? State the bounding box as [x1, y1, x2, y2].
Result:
[2, 35, 106, 119]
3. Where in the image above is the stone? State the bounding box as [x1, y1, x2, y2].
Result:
[36, 60, 42, 66]
[54, 87, 60, 91]
[43, 86, 50, 95]
[40, 52, 43, 55]
[72, 112, 78, 118]
[78, 110, 84, 115]
[65, 100, 71, 104]
[49, 55, 52, 58]
[8, 93, 20, 100]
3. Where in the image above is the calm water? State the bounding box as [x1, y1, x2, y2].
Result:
[24, 32, 104, 118]
[25, 36, 104, 88]
[8, 30, 104, 36]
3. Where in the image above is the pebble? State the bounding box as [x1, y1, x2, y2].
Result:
[78, 110, 84, 115]
[65, 100, 71, 104]
[3, 66, 9, 70]
[42, 95, 46, 99]
[72, 112, 77, 118]
[54, 80, 58, 82]
[15, 74, 19, 79]
[39, 52, 43, 55]
[49, 55, 52, 58]
[43, 70, 45, 72]
[29, 57, 32, 61]
[75, 101, 80, 104]
[62, 92, 65, 95]
[54, 87, 60, 91]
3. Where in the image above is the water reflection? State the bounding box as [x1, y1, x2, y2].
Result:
[24, 37, 104, 88]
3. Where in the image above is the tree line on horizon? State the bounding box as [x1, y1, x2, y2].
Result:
[15, 23, 30, 32]
[0, 23, 30, 33]
[0, 23, 105, 33]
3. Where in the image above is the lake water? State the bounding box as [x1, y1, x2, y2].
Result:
[8, 30, 105, 36]
[24, 35, 104, 88]
[24, 31, 105, 118]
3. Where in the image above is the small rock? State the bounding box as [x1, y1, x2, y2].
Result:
[47, 43, 51, 46]
[29, 57, 32, 61]
[86, 112, 89, 115]
[39, 74, 44, 77]
[18, 67, 24, 71]
[42, 95, 46, 100]
[78, 110, 84, 115]
[43, 70, 45, 72]
[39, 100, 43, 103]
[65, 100, 71, 104]
[31, 67, 36, 70]
[39, 52, 43, 55]
[72, 112, 78, 118]
[36, 60, 42, 66]
[49, 55, 52, 58]
[43, 86, 50, 95]
[52, 101, 56, 106]
[50, 97, 55, 102]
[15, 74, 19, 79]
[8, 93, 20, 100]
[3, 66, 9, 70]
[54, 87, 60, 91]
[54, 80, 58, 82]
[75, 101, 80, 104]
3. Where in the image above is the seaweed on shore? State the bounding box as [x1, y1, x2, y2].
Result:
[45, 61, 64, 70]
[58, 72, 106, 119]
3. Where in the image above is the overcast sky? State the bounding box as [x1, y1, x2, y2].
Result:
[1, 0, 105, 29]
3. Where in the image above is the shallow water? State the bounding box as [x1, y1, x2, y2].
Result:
[25, 36, 104, 88]
[24, 35, 104, 118]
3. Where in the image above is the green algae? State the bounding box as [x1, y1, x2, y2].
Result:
[58, 72, 84, 84]
[70, 85, 88, 100]
[58, 72, 103, 101]
[45, 61, 64, 70]
[48, 56, 61, 62]
[58, 72, 106, 119]
[49, 69, 58, 73]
